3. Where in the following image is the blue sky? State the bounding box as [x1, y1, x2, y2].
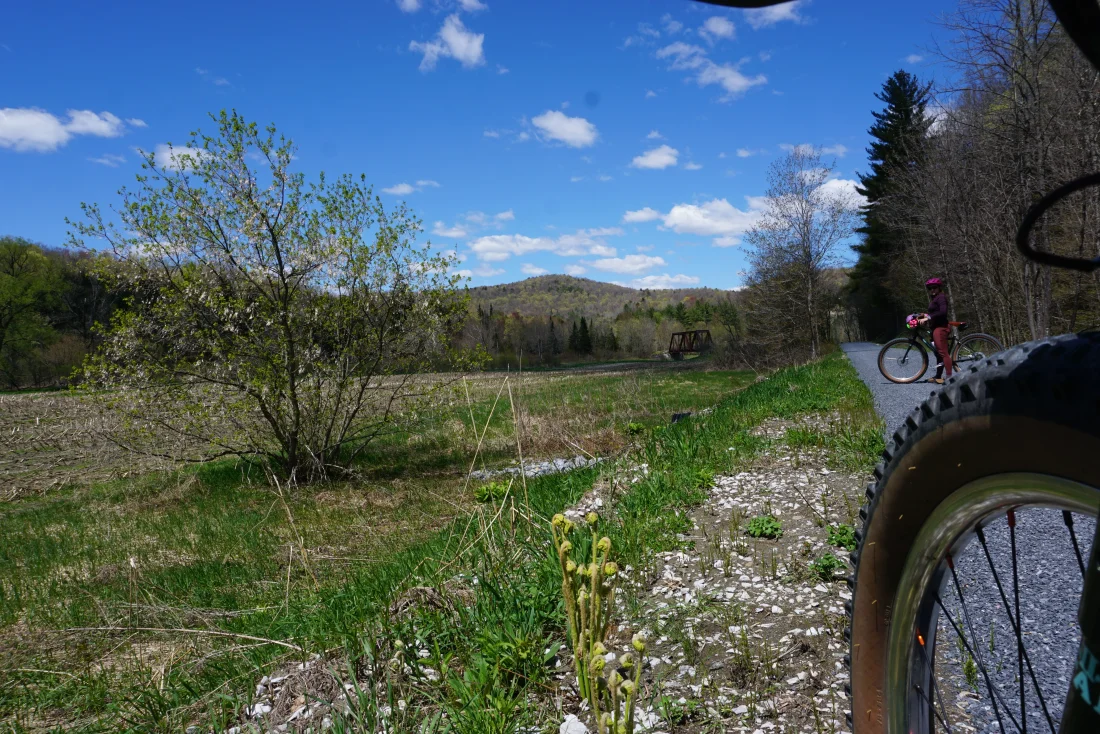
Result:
[1, 0, 955, 290]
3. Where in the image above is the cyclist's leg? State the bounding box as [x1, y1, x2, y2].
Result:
[932, 326, 953, 376]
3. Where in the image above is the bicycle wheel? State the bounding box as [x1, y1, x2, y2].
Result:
[877, 338, 929, 383]
[847, 333, 1100, 734]
[952, 332, 1005, 368]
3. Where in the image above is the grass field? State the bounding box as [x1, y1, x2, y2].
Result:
[1, 361, 775, 732]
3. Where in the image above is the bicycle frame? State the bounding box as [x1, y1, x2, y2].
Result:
[1062, 519, 1100, 728]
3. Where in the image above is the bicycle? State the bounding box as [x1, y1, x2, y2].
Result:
[877, 319, 1005, 384]
[696, 3, 1100, 734]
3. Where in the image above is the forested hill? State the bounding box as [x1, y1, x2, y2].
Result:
[466, 275, 733, 318]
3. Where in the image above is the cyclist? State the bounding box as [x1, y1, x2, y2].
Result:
[918, 277, 951, 384]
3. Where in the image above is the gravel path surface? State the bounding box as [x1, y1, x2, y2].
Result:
[841, 342, 1091, 733]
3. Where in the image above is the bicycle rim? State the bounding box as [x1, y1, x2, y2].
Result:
[886, 473, 1097, 734]
[954, 335, 1004, 367]
[879, 340, 928, 382]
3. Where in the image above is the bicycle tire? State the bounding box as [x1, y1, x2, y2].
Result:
[847, 332, 1100, 734]
[951, 331, 1005, 365]
[877, 338, 929, 383]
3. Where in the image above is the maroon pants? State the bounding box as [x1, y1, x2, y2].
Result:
[932, 326, 953, 377]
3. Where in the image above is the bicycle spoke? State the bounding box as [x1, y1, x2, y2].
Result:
[1007, 511, 1026, 734]
[974, 527, 1057, 733]
[916, 630, 955, 734]
[1063, 510, 1087, 578]
[942, 556, 1020, 733]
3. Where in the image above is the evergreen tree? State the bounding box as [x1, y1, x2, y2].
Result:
[569, 320, 579, 353]
[848, 69, 932, 339]
[549, 316, 561, 354]
[578, 316, 593, 354]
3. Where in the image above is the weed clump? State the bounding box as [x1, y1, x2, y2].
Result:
[551, 512, 645, 734]
[474, 480, 509, 503]
[745, 514, 783, 539]
[826, 523, 857, 551]
[810, 552, 845, 581]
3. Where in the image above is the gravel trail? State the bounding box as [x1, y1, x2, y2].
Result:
[841, 342, 1091, 733]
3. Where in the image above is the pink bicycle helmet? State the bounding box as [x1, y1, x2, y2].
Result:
[925, 277, 943, 287]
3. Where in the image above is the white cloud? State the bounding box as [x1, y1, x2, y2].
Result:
[89, 153, 126, 167]
[565, 264, 587, 276]
[744, 0, 806, 29]
[591, 254, 666, 275]
[484, 129, 501, 138]
[631, 273, 700, 289]
[383, 182, 416, 195]
[497, 65, 509, 74]
[410, 14, 485, 72]
[779, 142, 815, 155]
[623, 207, 662, 223]
[465, 211, 489, 225]
[468, 227, 622, 262]
[598, 174, 613, 182]
[700, 16, 736, 42]
[459, 0, 488, 10]
[126, 118, 147, 128]
[396, 0, 421, 12]
[656, 42, 767, 100]
[521, 263, 548, 276]
[631, 144, 679, 169]
[153, 144, 210, 171]
[517, 131, 531, 141]
[495, 209, 514, 221]
[737, 147, 767, 157]
[531, 110, 598, 148]
[433, 222, 468, 238]
[416, 179, 441, 187]
[0, 108, 133, 152]
[662, 14, 684, 34]
[214, 77, 230, 86]
[683, 161, 703, 170]
[663, 197, 765, 236]
[817, 178, 866, 208]
[645, 90, 658, 99]
[570, 175, 585, 183]
[906, 54, 924, 64]
[636, 244, 654, 252]
[647, 129, 663, 139]
[713, 235, 740, 247]
[472, 265, 504, 277]
[821, 144, 848, 157]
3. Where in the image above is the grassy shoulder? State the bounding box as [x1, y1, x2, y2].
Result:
[0, 356, 880, 732]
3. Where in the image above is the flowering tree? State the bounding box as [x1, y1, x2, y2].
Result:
[69, 110, 475, 482]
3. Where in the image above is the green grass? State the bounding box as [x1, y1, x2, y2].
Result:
[0, 353, 881, 732]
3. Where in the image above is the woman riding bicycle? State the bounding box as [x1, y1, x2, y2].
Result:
[918, 277, 951, 384]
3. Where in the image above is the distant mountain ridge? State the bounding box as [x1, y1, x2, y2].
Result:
[465, 275, 734, 319]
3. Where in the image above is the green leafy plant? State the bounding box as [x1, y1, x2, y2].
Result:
[745, 514, 783, 539]
[474, 480, 509, 504]
[810, 552, 845, 581]
[826, 523, 857, 551]
[626, 422, 646, 436]
[552, 512, 645, 734]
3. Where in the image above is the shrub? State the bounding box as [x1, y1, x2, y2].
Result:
[827, 523, 857, 551]
[745, 514, 783, 539]
[810, 552, 845, 581]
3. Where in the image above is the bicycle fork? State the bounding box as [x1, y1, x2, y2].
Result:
[1061, 514, 1100, 731]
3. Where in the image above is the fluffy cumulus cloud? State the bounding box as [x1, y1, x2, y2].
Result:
[744, 0, 806, 29]
[646, 129, 663, 140]
[590, 254, 665, 275]
[565, 264, 587, 276]
[127, 118, 148, 128]
[410, 14, 485, 72]
[383, 182, 416, 195]
[656, 43, 766, 100]
[153, 144, 211, 171]
[495, 209, 515, 221]
[433, 222, 468, 238]
[817, 178, 866, 208]
[700, 16, 736, 42]
[521, 263, 548, 276]
[663, 197, 766, 237]
[468, 227, 622, 262]
[631, 144, 679, 169]
[623, 207, 662, 223]
[631, 273, 700, 289]
[396, 0, 421, 11]
[683, 161, 703, 170]
[531, 110, 598, 148]
[0, 108, 133, 152]
[458, 0, 488, 10]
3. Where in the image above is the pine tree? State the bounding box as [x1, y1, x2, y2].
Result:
[848, 70, 932, 340]
[569, 321, 579, 353]
[578, 316, 593, 354]
[549, 317, 561, 354]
